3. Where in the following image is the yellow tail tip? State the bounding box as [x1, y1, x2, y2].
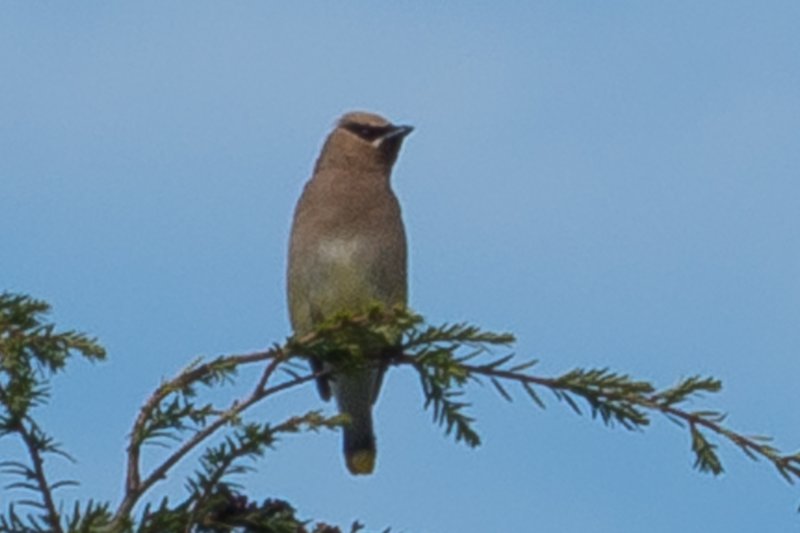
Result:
[346, 450, 376, 475]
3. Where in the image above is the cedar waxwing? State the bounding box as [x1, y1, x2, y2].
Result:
[287, 111, 413, 475]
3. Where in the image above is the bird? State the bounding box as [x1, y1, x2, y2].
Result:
[287, 111, 413, 475]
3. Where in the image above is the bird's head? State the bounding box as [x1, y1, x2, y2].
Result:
[315, 111, 414, 173]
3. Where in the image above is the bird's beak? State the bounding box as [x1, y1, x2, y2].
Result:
[373, 124, 414, 147]
[386, 125, 414, 140]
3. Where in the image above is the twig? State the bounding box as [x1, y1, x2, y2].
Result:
[123, 349, 280, 497]
[16, 420, 64, 533]
[413, 357, 800, 482]
[112, 347, 319, 527]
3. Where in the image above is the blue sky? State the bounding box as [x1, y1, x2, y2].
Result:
[2, 2, 800, 531]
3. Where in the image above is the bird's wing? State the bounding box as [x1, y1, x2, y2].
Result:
[310, 357, 332, 401]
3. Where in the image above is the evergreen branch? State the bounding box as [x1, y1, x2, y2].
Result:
[183, 412, 343, 531]
[12, 419, 63, 533]
[381, 312, 800, 487]
[0, 293, 106, 533]
[113, 347, 324, 528]
[63, 500, 114, 532]
[4, 294, 800, 529]
[123, 349, 280, 500]
[467, 361, 800, 480]
[403, 347, 800, 484]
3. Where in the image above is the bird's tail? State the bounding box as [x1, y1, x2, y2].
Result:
[343, 422, 376, 475]
[333, 367, 380, 475]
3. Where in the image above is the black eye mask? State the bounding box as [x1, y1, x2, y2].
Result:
[340, 122, 395, 142]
